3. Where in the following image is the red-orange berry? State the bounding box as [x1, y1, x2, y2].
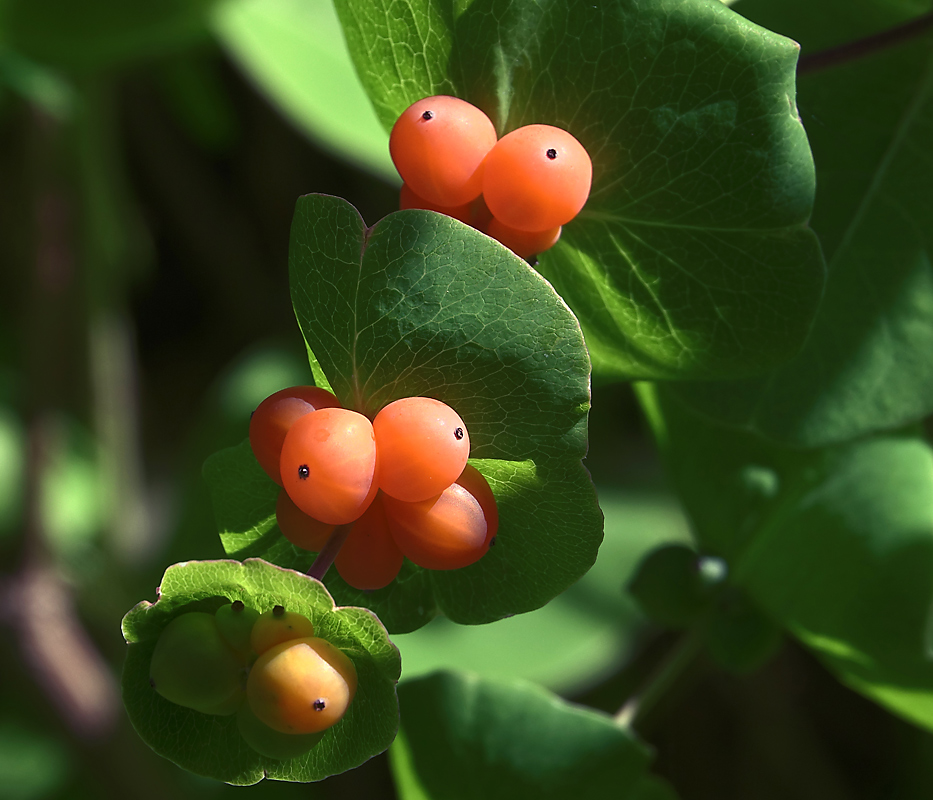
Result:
[383, 464, 498, 570]
[373, 397, 470, 503]
[482, 124, 592, 232]
[485, 217, 562, 259]
[390, 96, 497, 207]
[280, 408, 378, 525]
[335, 494, 404, 590]
[276, 489, 335, 552]
[399, 183, 474, 225]
[249, 386, 341, 485]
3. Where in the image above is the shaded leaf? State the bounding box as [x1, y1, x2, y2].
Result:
[674, 2, 933, 444]
[646, 384, 933, 730]
[390, 671, 652, 800]
[121, 559, 400, 784]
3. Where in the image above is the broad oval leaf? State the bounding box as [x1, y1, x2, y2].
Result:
[673, 2, 933, 445]
[390, 670, 653, 800]
[333, 0, 825, 380]
[121, 559, 400, 785]
[204, 194, 601, 632]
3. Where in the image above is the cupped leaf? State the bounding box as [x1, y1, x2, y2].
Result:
[673, 3, 933, 445]
[390, 671, 653, 800]
[334, 0, 825, 380]
[211, 0, 395, 181]
[121, 559, 400, 784]
[645, 384, 933, 731]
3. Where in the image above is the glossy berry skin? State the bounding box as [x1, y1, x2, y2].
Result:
[485, 217, 562, 259]
[276, 489, 335, 552]
[390, 96, 497, 207]
[236, 704, 325, 759]
[247, 636, 358, 735]
[149, 612, 246, 715]
[249, 386, 341, 485]
[214, 601, 261, 661]
[250, 606, 316, 656]
[335, 494, 404, 590]
[373, 397, 470, 503]
[483, 124, 592, 232]
[280, 407, 379, 525]
[400, 183, 473, 225]
[383, 464, 498, 570]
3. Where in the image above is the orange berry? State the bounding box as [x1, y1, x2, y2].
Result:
[373, 397, 470, 503]
[246, 636, 357, 735]
[280, 407, 379, 525]
[390, 96, 497, 207]
[485, 217, 562, 259]
[250, 605, 316, 656]
[276, 489, 335, 552]
[249, 386, 341, 485]
[335, 494, 404, 590]
[399, 183, 474, 225]
[383, 464, 498, 570]
[482, 124, 592, 232]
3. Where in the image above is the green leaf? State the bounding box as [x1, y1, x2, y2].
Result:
[1, 0, 216, 71]
[672, 2, 933, 445]
[211, 0, 395, 181]
[390, 671, 652, 800]
[204, 194, 601, 632]
[647, 384, 933, 730]
[333, 0, 825, 380]
[121, 559, 400, 784]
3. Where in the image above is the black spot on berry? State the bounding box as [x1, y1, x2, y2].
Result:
[490, 537, 497, 546]
[273, 605, 285, 617]
[546, 148, 558, 160]
[313, 699, 326, 711]
[422, 110, 434, 121]
[454, 427, 464, 440]
[232, 600, 245, 612]
[249, 410, 255, 420]
[298, 464, 310, 480]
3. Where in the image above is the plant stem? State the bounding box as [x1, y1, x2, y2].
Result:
[798, 11, 933, 74]
[307, 523, 353, 581]
[614, 629, 704, 731]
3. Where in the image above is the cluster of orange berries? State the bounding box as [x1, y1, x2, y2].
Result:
[249, 386, 499, 589]
[149, 602, 356, 759]
[390, 95, 593, 259]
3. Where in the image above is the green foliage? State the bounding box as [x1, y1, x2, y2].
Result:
[645, 383, 933, 730]
[204, 194, 602, 632]
[672, 0, 933, 444]
[390, 671, 655, 800]
[121, 559, 400, 784]
[333, 0, 825, 381]
[211, 0, 395, 180]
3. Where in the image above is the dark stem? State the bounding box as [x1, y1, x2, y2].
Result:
[798, 11, 933, 74]
[307, 523, 354, 581]
[614, 628, 704, 731]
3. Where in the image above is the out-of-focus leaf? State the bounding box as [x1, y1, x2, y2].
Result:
[211, 0, 394, 180]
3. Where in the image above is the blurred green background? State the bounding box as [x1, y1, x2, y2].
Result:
[2, 1, 933, 798]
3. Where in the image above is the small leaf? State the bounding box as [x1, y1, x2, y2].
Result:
[333, 0, 825, 380]
[121, 559, 400, 784]
[391, 671, 653, 800]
